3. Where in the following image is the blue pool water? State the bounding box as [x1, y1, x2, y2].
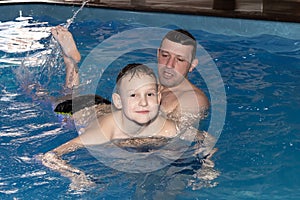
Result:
[0, 4, 300, 200]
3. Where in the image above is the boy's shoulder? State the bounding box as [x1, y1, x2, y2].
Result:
[97, 112, 115, 127]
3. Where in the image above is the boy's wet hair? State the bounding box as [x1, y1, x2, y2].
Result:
[116, 63, 157, 93]
[161, 29, 197, 60]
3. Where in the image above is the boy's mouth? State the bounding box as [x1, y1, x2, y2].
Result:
[136, 110, 150, 114]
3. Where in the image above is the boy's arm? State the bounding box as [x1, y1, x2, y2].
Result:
[41, 137, 87, 186]
[51, 136, 83, 156]
[40, 123, 103, 189]
[41, 148, 94, 190]
[41, 118, 110, 175]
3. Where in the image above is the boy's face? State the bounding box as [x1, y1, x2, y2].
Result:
[157, 39, 198, 88]
[115, 74, 160, 125]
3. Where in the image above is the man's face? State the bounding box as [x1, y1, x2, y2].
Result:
[117, 74, 160, 125]
[157, 39, 196, 88]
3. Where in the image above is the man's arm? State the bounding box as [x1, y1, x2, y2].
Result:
[176, 89, 209, 129]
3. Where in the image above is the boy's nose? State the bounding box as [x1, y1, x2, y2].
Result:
[139, 96, 148, 106]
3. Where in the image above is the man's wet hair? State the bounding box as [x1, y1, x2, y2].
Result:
[161, 29, 197, 60]
[115, 63, 157, 93]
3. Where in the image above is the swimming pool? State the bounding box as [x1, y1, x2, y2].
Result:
[0, 3, 300, 199]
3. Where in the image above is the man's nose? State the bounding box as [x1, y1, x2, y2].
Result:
[166, 56, 175, 68]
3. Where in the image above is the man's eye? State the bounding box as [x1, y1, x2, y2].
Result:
[177, 58, 185, 62]
[161, 53, 169, 57]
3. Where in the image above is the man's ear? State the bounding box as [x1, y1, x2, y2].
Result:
[112, 93, 122, 109]
[189, 58, 199, 72]
[157, 48, 160, 60]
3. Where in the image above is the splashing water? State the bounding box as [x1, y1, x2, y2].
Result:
[65, 0, 89, 29]
[14, 1, 89, 97]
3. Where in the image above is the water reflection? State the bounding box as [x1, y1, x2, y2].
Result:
[0, 11, 52, 64]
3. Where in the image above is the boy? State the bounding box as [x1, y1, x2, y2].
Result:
[41, 63, 179, 188]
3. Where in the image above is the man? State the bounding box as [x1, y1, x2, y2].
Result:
[157, 29, 209, 127]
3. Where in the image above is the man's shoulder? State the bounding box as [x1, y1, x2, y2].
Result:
[180, 87, 209, 108]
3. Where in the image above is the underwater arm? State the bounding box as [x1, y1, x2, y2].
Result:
[41, 125, 106, 190]
[41, 115, 110, 190]
[193, 130, 218, 168]
[42, 150, 94, 190]
[41, 121, 109, 175]
[41, 137, 94, 190]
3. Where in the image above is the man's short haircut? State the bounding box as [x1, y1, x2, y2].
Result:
[160, 29, 197, 61]
[115, 63, 157, 93]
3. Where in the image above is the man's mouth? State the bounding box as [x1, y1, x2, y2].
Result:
[163, 70, 174, 79]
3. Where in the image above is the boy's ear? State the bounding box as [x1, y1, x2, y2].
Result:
[112, 93, 122, 109]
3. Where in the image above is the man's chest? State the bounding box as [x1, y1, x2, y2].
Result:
[160, 91, 179, 114]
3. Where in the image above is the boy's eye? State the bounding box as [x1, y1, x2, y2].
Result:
[130, 94, 136, 97]
[147, 93, 156, 97]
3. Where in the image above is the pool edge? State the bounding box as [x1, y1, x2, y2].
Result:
[0, 0, 300, 23]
